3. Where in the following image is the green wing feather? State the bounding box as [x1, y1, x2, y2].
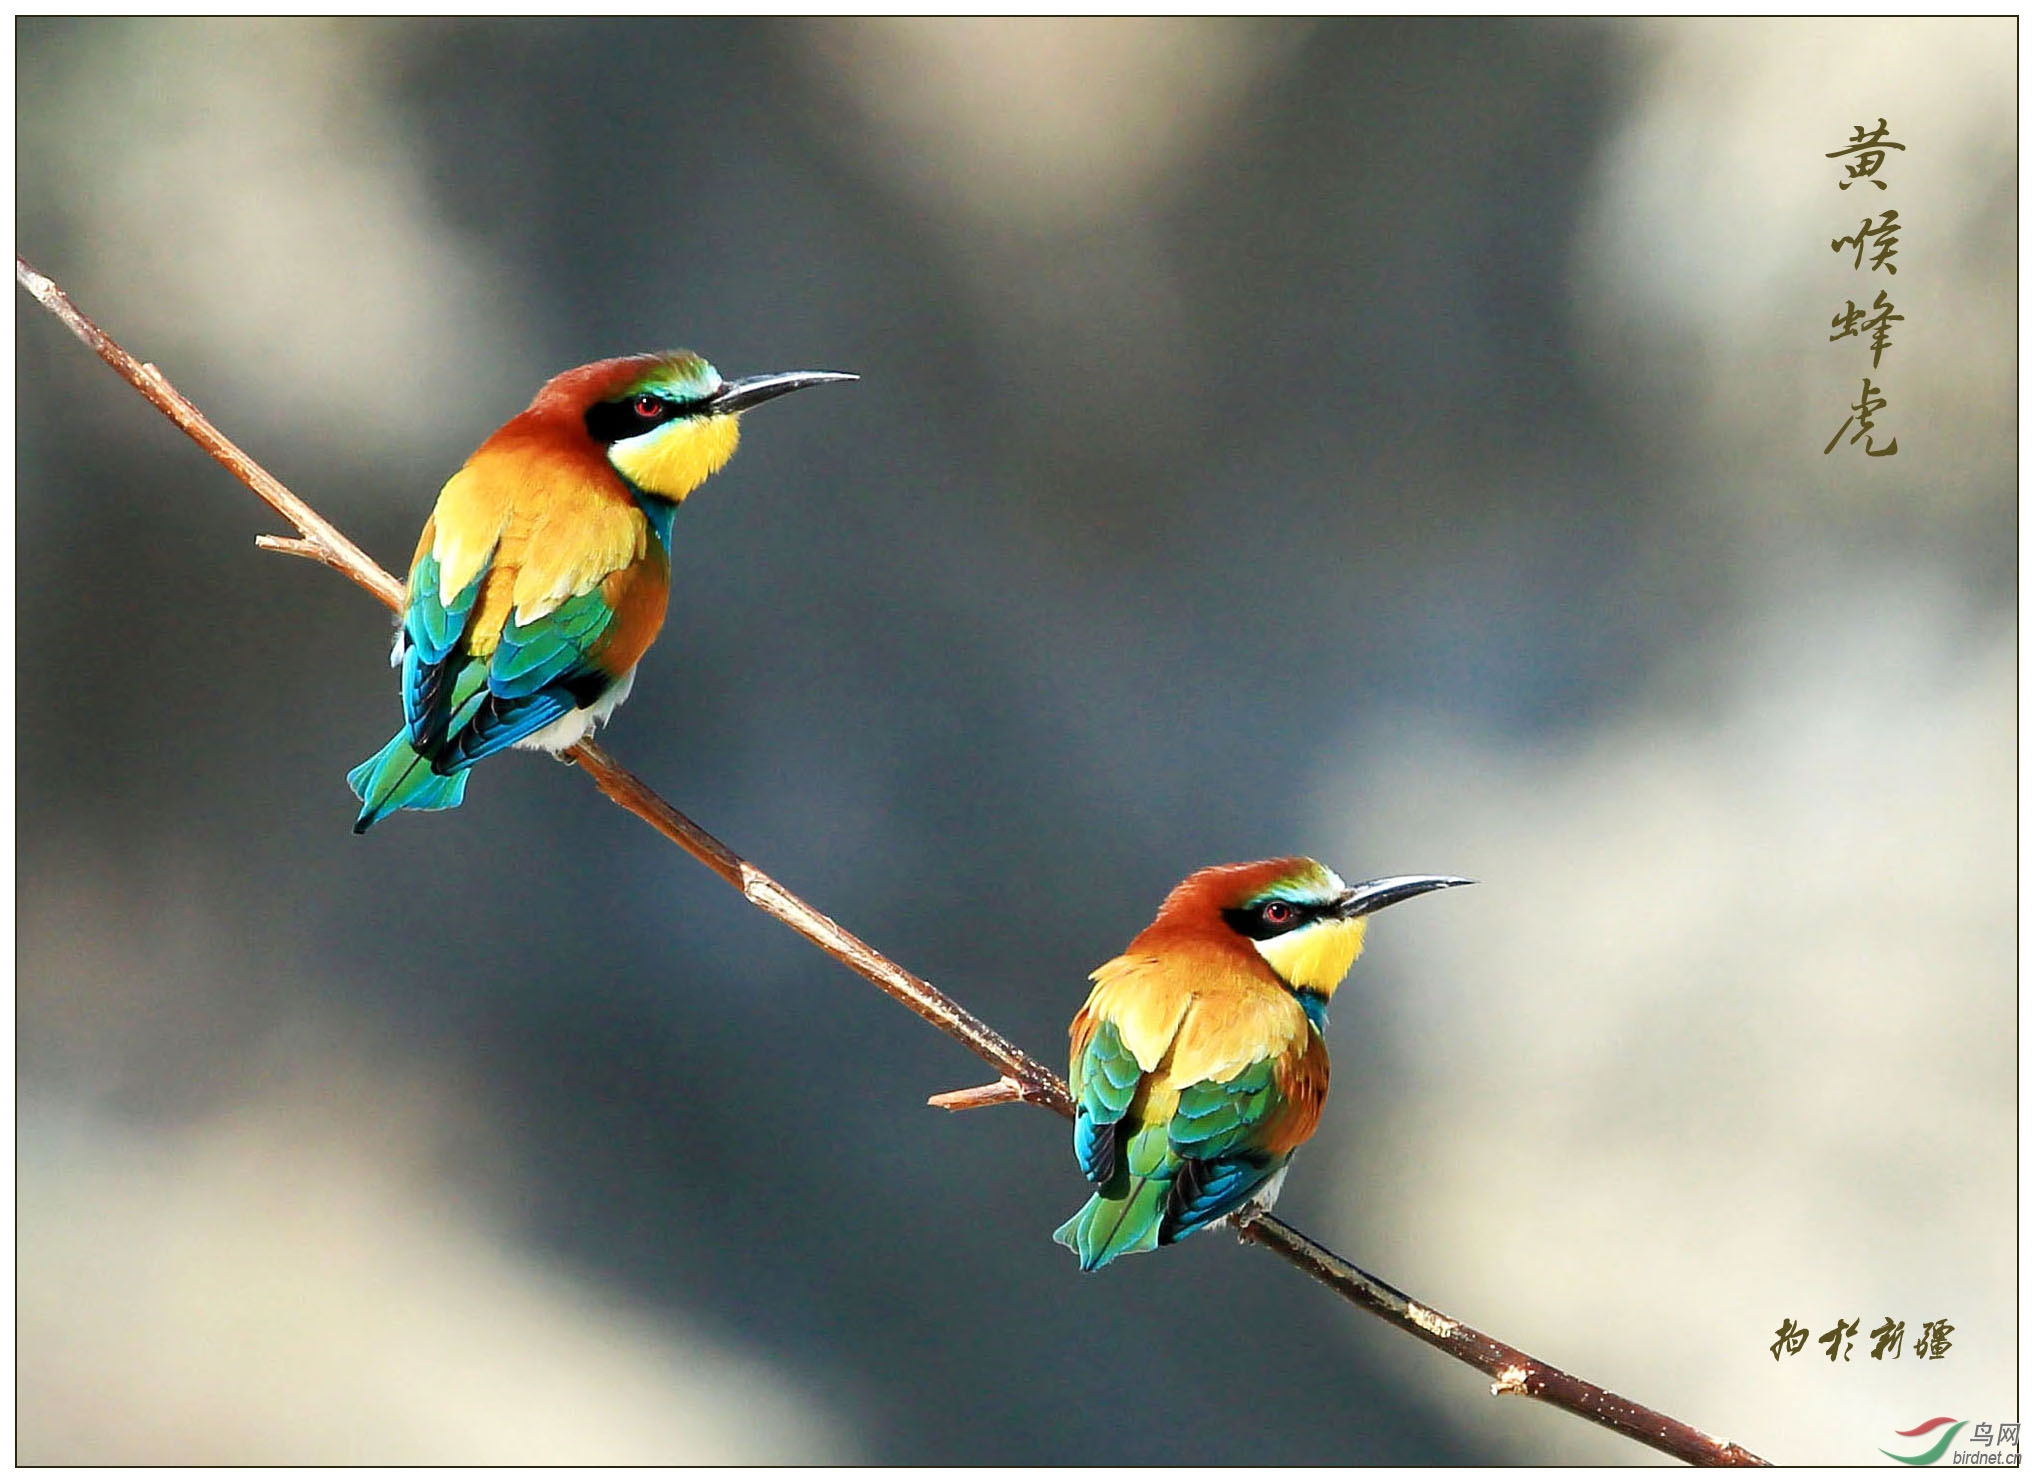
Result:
[1169, 1058, 1281, 1162]
[1072, 1017, 1144, 1184]
[1165, 1058, 1289, 1240]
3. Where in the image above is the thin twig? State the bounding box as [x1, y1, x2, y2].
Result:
[926, 1076, 1026, 1111]
[17, 255, 1768, 1467]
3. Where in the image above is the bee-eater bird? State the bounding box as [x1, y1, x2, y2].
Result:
[1055, 858, 1469, 1271]
[348, 352, 854, 832]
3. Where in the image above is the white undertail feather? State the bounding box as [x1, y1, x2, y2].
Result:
[1215, 1164, 1291, 1233]
[1249, 1163, 1290, 1213]
[514, 666, 638, 753]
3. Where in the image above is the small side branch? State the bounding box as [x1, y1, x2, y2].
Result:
[254, 532, 375, 588]
[18, 256, 1768, 1468]
[928, 1076, 1027, 1111]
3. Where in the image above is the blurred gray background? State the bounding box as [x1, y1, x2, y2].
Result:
[16, 17, 2015, 1465]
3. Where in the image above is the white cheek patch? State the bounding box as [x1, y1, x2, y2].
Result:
[608, 426, 663, 460]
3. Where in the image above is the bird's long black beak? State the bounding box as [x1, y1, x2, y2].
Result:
[707, 370, 858, 415]
[1335, 875, 1473, 919]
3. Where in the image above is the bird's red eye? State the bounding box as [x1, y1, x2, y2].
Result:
[634, 394, 662, 418]
[1262, 901, 1294, 926]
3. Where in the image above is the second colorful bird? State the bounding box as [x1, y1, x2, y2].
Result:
[1057, 857, 1468, 1270]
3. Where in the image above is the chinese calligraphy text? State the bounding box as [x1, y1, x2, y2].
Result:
[1772, 1317, 1954, 1362]
[1825, 117, 1906, 191]
[1822, 119, 1905, 457]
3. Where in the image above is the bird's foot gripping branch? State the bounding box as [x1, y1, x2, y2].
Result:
[17, 255, 1768, 1468]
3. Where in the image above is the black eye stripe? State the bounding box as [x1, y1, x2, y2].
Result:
[584, 393, 701, 445]
[1221, 900, 1329, 941]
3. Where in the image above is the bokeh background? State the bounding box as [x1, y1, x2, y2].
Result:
[16, 17, 2015, 1465]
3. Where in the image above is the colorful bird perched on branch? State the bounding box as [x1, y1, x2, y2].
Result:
[349, 353, 854, 831]
[1056, 858, 1468, 1270]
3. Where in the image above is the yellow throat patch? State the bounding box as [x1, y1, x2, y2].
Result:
[1257, 916, 1367, 996]
[609, 413, 742, 501]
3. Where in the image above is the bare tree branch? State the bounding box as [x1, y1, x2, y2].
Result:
[17, 255, 1769, 1468]
[1233, 1215, 1767, 1465]
[15, 260, 404, 613]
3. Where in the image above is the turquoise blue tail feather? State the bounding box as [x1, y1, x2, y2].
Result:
[348, 732, 470, 830]
[1054, 1123, 1174, 1269]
